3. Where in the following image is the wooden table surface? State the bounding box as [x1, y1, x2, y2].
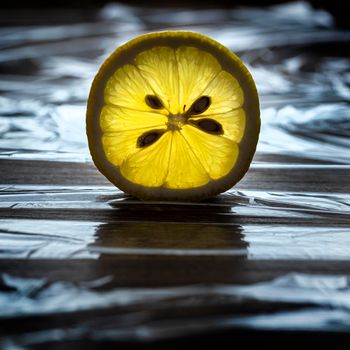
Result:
[1, 155, 349, 349]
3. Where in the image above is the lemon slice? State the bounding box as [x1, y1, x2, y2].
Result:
[87, 31, 260, 201]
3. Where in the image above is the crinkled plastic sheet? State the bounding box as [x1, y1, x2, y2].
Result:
[0, 1, 349, 163]
[0, 186, 349, 259]
[1, 273, 350, 346]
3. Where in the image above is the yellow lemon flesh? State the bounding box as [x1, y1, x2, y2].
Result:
[87, 31, 260, 201]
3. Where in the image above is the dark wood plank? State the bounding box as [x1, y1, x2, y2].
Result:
[1, 207, 348, 226]
[1, 258, 350, 288]
[1, 159, 349, 192]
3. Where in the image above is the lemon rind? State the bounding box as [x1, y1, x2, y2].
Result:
[86, 31, 260, 201]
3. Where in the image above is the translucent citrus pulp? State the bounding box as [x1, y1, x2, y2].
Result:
[87, 31, 260, 201]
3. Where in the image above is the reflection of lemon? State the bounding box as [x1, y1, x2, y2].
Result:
[87, 31, 260, 201]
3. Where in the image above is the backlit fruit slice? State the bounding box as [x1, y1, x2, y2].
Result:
[86, 31, 260, 201]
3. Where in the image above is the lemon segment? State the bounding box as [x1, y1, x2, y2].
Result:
[120, 131, 172, 187]
[102, 126, 166, 167]
[181, 125, 239, 180]
[199, 70, 243, 114]
[175, 46, 221, 112]
[164, 131, 210, 189]
[196, 108, 246, 143]
[135, 47, 180, 114]
[105, 64, 168, 115]
[100, 105, 167, 133]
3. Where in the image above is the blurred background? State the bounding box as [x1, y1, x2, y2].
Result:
[0, 0, 349, 163]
